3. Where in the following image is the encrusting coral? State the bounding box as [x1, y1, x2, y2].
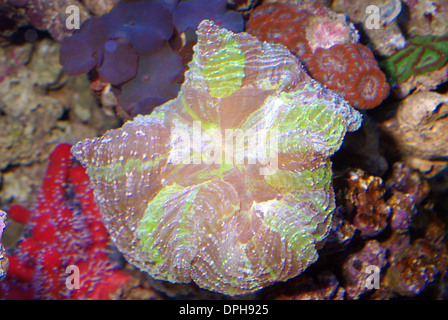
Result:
[246, 2, 390, 110]
[72, 20, 362, 296]
[0, 144, 131, 299]
[332, 162, 448, 299]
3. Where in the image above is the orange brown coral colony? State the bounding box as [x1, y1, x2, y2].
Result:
[247, 3, 312, 56]
[306, 44, 390, 110]
[246, 2, 390, 110]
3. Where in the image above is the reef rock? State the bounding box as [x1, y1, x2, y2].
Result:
[380, 91, 448, 176]
[401, 0, 448, 37]
[332, 0, 406, 56]
[7, 0, 91, 41]
[72, 21, 362, 295]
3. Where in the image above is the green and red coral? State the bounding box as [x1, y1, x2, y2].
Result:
[380, 33, 448, 84]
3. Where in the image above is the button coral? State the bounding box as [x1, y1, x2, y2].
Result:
[246, 2, 390, 110]
[306, 44, 390, 110]
[72, 21, 362, 296]
[380, 33, 448, 84]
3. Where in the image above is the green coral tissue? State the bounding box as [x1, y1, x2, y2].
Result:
[72, 21, 362, 295]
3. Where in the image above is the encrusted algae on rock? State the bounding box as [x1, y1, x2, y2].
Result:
[72, 21, 362, 296]
[0, 37, 119, 209]
[0, 39, 117, 170]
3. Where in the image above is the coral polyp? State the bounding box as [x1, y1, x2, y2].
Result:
[349, 65, 390, 110]
[246, 2, 390, 110]
[305, 44, 389, 109]
[72, 21, 362, 296]
[306, 45, 358, 82]
[380, 33, 448, 84]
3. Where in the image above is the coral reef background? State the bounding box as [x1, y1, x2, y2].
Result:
[0, 0, 447, 300]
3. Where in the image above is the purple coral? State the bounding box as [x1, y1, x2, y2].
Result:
[173, 0, 244, 33]
[60, 0, 178, 109]
[60, 0, 245, 116]
[113, 43, 184, 115]
[102, 0, 174, 55]
[60, 0, 175, 86]
[60, 16, 138, 86]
